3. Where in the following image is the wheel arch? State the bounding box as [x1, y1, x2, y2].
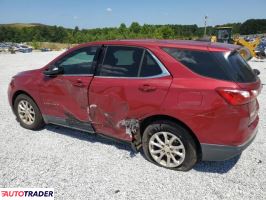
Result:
[12, 90, 46, 130]
[12, 90, 39, 112]
[140, 114, 202, 160]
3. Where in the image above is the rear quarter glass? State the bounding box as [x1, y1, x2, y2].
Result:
[214, 51, 257, 83]
[162, 47, 257, 83]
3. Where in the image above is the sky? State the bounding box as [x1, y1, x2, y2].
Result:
[0, 0, 265, 29]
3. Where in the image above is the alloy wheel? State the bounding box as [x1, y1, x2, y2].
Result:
[148, 131, 186, 168]
[17, 100, 36, 125]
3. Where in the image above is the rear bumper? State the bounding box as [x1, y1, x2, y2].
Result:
[201, 122, 258, 161]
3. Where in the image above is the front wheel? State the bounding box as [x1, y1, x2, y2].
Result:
[14, 94, 45, 130]
[142, 120, 198, 171]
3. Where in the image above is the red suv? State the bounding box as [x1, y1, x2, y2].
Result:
[8, 40, 261, 171]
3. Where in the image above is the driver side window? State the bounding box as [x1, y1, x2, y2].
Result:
[56, 46, 99, 75]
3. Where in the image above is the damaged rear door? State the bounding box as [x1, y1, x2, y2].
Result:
[89, 45, 172, 141]
[40, 46, 100, 132]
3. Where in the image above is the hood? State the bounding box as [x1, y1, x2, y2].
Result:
[14, 69, 40, 78]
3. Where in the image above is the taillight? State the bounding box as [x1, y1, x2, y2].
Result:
[216, 88, 259, 105]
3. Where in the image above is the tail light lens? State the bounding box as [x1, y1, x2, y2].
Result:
[216, 88, 260, 105]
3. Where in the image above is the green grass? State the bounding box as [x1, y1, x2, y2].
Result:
[27, 42, 77, 50]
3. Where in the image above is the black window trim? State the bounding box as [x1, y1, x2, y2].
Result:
[95, 45, 171, 79]
[137, 49, 146, 77]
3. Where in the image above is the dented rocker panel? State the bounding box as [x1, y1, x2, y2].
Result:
[43, 114, 95, 133]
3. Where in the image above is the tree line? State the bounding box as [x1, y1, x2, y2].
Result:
[0, 19, 265, 44]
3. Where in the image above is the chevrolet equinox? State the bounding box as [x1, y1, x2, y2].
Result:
[8, 40, 261, 171]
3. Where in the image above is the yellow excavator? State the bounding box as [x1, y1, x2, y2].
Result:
[211, 27, 263, 60]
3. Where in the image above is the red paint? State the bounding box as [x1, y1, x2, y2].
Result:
[89, 76, 172, 140]
[8, 40, 260, 147]
[39, 75, 93, 121]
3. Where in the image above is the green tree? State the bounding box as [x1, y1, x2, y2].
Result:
[129, 22, 141, 34]
[1, 18, 265, 43]
[155, 26, 175, 39]
[240, 19, 266, 34]
[118, 23, 127, 38]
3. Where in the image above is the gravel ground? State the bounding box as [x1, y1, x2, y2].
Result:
[0, 52, 265, 200]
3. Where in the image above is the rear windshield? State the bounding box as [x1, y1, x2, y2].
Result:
[162, 47, 257, 83]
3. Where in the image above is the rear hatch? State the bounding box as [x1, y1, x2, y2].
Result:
[213, 51, 262, 125]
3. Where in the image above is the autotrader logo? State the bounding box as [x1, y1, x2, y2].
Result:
[0, 188, 54, 199]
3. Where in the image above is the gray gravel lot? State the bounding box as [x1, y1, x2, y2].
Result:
[0, 52, 266, 200]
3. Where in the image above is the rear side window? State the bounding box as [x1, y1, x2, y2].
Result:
[162, 47, 257, 83]
[99, 46, 144, 77]
[162, 48, 231, 81]
[140, 51, 162, 77]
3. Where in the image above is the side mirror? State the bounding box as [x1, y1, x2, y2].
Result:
[253, 69, 260, 76]
[43, 65, 64, 76]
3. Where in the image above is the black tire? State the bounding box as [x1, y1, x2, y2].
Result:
[142, 120, 198, 171]
[14, 94, 45, 130]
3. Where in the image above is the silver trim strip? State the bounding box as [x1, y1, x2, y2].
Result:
[147, 49, 170, 77]
[61, 74, 93, 77]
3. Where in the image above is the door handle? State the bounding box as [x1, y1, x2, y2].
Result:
[138, 84, 157, 92]
[72, 80, 85, 87]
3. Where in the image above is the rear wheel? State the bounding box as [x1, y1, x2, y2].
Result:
[142, 120, 198, 171]
[14, 94, 45, 130]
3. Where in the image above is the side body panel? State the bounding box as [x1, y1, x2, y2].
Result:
[39, 75, 92, 121]
[89, 76, 172, 141]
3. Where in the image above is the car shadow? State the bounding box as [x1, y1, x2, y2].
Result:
[193, 155, 241, 174]
[45, 124, 137, 157]
[45, 124, 240, 173]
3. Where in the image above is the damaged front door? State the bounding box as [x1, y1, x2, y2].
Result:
[40, 46, 100, 132]
[89, 46, 172, 141]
